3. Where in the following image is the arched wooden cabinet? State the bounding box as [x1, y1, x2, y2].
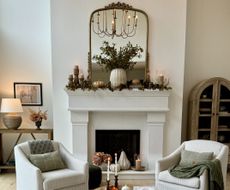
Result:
[188, 77, 230, 151]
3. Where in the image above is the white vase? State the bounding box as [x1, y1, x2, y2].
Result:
[110, 68, 127, 88]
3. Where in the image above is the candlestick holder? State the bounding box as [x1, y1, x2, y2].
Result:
[106, 180, 110, 190]
[114, 175, 118, 188]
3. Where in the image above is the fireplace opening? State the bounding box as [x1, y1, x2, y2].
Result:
[95, 130, 140, 166]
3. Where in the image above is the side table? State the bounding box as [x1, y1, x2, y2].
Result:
[0, 128, 53, 171]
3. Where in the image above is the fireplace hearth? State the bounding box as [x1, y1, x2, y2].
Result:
[96, 130, 140, 166]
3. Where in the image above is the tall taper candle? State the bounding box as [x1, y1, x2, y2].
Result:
[107, 157, 110, 181]
[115, 153, 118, 176]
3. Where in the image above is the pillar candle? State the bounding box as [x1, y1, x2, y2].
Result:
[159, 74, 164, 85]
[135, 158, 141, 170]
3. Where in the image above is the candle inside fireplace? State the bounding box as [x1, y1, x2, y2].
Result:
[107, 157, 110, 181]
[135, 158, 141, 170]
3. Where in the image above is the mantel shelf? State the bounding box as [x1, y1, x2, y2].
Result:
[66, 89, 170, 112]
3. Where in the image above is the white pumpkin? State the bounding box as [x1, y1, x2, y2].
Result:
[118, 151, 131, 170]
[121, 185, 131, 190]
[110, 163, 121, 172]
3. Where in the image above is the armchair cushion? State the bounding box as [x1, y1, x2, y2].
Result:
[29, 150, 66, 172]
[180, 150, 214, 166]
[42, 169, 86, 190]
[159, 170, 200, 188]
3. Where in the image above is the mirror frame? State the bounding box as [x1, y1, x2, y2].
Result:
[88, 2, 149, 83]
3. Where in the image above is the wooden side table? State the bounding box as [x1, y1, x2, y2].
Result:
[0, 128, 53, 171]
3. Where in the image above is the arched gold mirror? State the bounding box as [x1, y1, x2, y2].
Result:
[88, 2, 149, 85]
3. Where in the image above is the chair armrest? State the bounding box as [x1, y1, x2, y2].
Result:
[14, 145, 43, 190]
[216, 145, 229, 190]
[59, 143, 88, 175]
[199, 169, 209, 190]
[155, 144, 184, 182]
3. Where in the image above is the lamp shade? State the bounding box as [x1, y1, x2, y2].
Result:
[0, 98, 23, 113]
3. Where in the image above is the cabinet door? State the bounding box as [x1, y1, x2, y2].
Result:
[198, 84, 214, 140]
[216, 82, 230, 145]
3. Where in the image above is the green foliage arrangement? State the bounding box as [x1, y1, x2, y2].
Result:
[93, 41, 143, 71]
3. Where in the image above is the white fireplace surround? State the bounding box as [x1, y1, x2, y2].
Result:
[66, 89, 170, 178]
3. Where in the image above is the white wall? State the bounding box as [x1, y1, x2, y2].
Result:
[182, 0, 230, 140]
[0, 0, 52, 161]
[1, 0, 229, 162]
[51, 0, 187, 155]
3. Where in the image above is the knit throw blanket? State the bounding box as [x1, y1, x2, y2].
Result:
[169, 159, 224, 190]
[28, 140, 54, 154]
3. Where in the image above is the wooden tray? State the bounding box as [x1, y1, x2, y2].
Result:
[131, 166, 145, 171]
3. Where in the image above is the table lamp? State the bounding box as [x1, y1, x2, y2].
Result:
[0, 98, 23, 129]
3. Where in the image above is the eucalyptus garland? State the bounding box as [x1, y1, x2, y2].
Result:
[66, 78, 172, 91]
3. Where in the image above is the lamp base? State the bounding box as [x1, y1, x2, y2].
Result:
[3, 115, 22, 129]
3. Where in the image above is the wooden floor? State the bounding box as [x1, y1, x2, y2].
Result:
[0, 173, 15, 190]
[0, 172, 230, 190]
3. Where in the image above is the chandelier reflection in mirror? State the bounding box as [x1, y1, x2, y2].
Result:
[91, 2, 138, 39]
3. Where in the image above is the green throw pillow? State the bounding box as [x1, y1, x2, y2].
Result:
[29, 150, 66, 172]
[180, 150, 213, 166]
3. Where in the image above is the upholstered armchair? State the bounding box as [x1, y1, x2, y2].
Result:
[155, 140, 229, 190]
[14, 141, 88, 190]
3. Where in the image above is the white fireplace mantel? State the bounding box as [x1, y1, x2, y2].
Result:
[67, 89, 169, 111]
[66, 89, 170, 172]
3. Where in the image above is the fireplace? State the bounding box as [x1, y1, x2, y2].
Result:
[96, 130, 140, 166]
[66, 89, 170, 175]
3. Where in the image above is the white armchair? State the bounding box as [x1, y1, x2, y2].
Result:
[155, 140, 229, 190]
[14, 141, 88, 190]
